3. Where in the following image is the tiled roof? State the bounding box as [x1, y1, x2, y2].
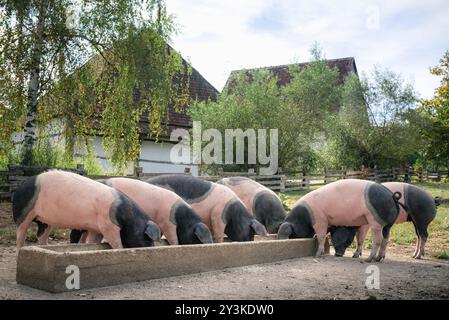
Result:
[224, 57, 358, 91]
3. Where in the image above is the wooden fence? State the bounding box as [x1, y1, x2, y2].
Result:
[1, 165, 448, 202]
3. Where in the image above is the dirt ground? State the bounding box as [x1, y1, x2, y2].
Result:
[1, 242, 449, 300]
[1, 202, 449, 300]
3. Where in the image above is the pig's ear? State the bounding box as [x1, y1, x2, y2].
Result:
[277, 222, 293, 239]
[194, 223, 213, 244]
[250, 219, 267, 236]
[144, 220, 161, 242]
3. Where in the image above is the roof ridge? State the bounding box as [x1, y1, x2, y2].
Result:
[229, 57, 355, 74]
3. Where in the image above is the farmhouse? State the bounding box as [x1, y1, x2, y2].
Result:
[88, 56, 358, 174]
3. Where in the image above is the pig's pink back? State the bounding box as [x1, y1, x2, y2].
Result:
[300, 179, 372, 227]
[382, 182, 407, 224]
[33, 171, 115, 232]
[220, 178, 275, 216]
[190, 183, 243, 240]
[108, 178, 183, 244]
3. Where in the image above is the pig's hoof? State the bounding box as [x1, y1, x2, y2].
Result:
[352, 253, 361, 258]
[365, 257, 373, 263]
[414, 255, 422, 260]
[374, 255, 384, 262]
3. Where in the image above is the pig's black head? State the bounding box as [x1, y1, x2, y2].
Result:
[253, 192, 287, 234]
[328, 226, 358, 257]
[113, 192, 161, 248]
[277, 204, 315, 239]
[223, 200, 267, 241]
[174, 204, 213, 245]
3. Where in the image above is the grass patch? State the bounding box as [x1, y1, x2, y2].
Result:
[432, 250, 449, 260]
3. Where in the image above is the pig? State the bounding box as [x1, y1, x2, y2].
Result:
[217, 177, 286, 233]
[348, 182, 438, 259]
[277, 179, 401, 262]
[328, 226, 359, 257]
[12, 170, 161, 250]
[146, 175, 267, 242]
[98, 177, 213, 245]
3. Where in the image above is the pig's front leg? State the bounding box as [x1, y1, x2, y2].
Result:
[85, 231, 103, 244]
[37, 225, 53, 245]
[314, 223, 328, 257]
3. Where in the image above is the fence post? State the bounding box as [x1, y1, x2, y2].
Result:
[418, 168, 423, 183]
[218, 167, 224, 177]
[404, 167, 410, 183]
[374, 167, 380, 183]
[76, 164, 85, 176]
[280, 175, 286, 192]
[134, 166, 143, 178]
[324, 168, 329, 185]
[302, 169, 309, 190]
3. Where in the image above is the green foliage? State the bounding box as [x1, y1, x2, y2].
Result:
[278, 193, 291, 211]
[322, 67, 422, 169]
[0, 0, 187, 171]
[432, 251, 449, 260]
[419, 51, 449, 168]
[190, 48, 341, 172]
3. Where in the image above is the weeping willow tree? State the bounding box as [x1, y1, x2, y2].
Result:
[0, 0, 190, 170]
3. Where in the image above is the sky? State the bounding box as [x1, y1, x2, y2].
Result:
[165, 0, 449, 99]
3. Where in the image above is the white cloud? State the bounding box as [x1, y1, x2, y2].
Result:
[166, 0, 449, 98]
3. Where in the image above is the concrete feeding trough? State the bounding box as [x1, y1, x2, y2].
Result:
[16, 236, 329, 293]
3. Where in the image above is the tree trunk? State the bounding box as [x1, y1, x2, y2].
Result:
[21, 0, 46, 165]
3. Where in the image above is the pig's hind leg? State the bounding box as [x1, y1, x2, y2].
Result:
[375, 223, 393, 262]
[365, 224, 383, 262]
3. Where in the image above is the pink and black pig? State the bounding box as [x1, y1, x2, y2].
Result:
[99, 178, 213, 245]
[12, 170, 161, 250]
[277, 179, 402, 262]
[146, 175, 267, 242]
[217, 177, 286, 234]
[344, 182, 439, 259]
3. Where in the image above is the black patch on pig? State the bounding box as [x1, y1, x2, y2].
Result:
[12, 175, 39, 226]
[404, 184, 436, 241]
[173, 202, 213, 244]
[223, 200, 267, 241]
[110, 191, 161, 248]
[328, 226, 358, 256]
[253, 191, 286, 233]
[365, 183, 399, 226]
[35, 220, 48, 238]
[277, 203, 315, 239]
[70, 229, 86, 243]
[147, 175, 213, 203]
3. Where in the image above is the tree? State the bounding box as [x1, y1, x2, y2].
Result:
[0, 0, 187, 169]
[323, 67, 421, 169]
[419, 51, 449, 169]
[189, 48, 342, 172]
